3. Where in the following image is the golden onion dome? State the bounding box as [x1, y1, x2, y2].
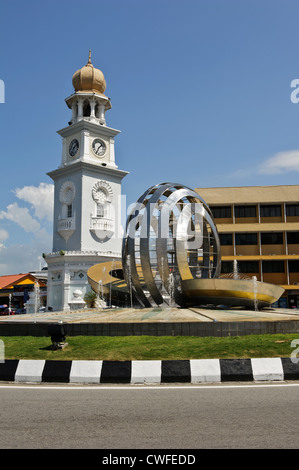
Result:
[72, 51, 106, 95]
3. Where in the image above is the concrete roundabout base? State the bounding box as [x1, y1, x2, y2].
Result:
[0, 306, 299, 384]
[0, 305, 299, 337]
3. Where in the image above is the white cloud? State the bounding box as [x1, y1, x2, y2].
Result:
[0, 203, 41, 233]
[0, 182, 54, 235]
[34, 226, 52, 246]
[0, 229, 9, 248]
[0, 182, 54, 275]
[0, 229, 9, 243]
[14, 182, 54, 222]
[230, 168, 253, 179]
[0, 242, 49, 275]
[258, 150, 299, 175]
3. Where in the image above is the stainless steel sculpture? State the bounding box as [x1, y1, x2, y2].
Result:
[88, 182, 284, 310]
[122, 182, 221, 307]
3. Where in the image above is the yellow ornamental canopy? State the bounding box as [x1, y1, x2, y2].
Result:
[72, 50, 107, 95]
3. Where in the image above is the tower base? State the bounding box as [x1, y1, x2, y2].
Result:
[45, 250, 121, 312]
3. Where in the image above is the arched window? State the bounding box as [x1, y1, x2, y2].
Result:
[94, 188, 109, 218]
[92, 181, 113, 221]
[59, 181, 75, 220]
[83, 100, 91, 117]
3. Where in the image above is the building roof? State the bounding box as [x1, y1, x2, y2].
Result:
[0, 273, 46, 290]
[195, 185, 299, 205]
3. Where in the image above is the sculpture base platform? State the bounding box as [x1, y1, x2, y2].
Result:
[87, 261, 285, 310]
[0, 306, 299, 337]
[181, 278, 285, 309]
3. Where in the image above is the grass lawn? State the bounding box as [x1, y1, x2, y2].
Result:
[1, 334, 299, 361]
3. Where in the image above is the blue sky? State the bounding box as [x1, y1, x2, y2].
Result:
[1, 0, 299, 275]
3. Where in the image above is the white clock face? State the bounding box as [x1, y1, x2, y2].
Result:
[92, 138, 106, 157]
[69, 139, 79, 157]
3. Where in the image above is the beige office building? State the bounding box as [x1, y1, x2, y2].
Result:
[195, 185, 299, 308]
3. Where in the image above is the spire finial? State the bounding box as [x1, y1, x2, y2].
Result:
[87, 49, 92, 65]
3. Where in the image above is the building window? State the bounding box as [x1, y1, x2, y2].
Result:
[211, 206, 231, 218]
[97, 204, 105, 218]
[238, 261, 259, 273]
[235, 233, 258, 245]
[287, 232, 299, 244]
[67, 204, 72, 218]
[83, 101, 91, 117]
[234, 205, 256, 218]
[261, 232, 283, 245]
[260, 205, 282, 217]
[219, 233, 233, 245]
[262, 260, 285, 273]
[289, 260, 299, 273]
[286, 204, 299, 217]
[221, 261, 233, 274]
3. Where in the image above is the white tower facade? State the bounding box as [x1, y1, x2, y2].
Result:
[45, 53, 128, 311]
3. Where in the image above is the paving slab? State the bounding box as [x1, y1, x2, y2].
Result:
[0, 306, 299, 325]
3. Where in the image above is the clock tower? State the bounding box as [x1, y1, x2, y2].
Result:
[45, 52, 128, 311]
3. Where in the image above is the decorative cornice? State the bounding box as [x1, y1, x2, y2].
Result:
[47, 160, 128, 180]
[57, 118, 120, 138]
[45, 250, 121, 258]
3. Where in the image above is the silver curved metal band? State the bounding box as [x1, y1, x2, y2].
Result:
[122, 183, 221, 307]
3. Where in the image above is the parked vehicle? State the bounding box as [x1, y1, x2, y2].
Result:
[15, 308, 26, 314]
[0, 305, 8, 315]
[1, 308, 16, 315]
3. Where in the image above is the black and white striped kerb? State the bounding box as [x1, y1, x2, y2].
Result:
[0, 358, 299, 384]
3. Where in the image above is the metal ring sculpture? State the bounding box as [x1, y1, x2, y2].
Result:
[122, 183, 221, 308]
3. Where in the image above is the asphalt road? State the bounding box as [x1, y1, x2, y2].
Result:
[1, 383, 299, 449]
